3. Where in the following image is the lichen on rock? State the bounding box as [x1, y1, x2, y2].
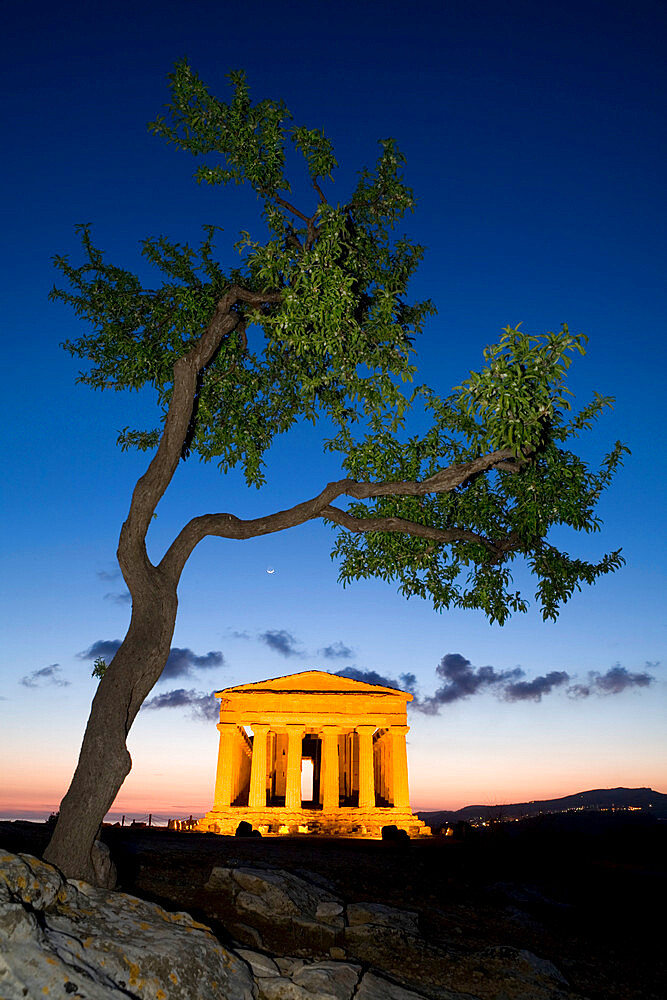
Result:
[0, 851, 254, 1000]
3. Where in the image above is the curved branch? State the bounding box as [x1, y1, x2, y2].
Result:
[118, 284, 282, 581]
[160, 478, 353, 577]
[344, 448, 519, 499]
[159, 447, 524, 579]
[322, 505, 499, 552]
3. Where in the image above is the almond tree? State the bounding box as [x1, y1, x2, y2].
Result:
[43, 62, 627, 882]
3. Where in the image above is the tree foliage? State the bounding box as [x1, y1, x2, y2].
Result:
[52, 60, 627, 626]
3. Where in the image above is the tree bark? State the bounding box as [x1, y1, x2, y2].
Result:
[43, 569, 178, 882]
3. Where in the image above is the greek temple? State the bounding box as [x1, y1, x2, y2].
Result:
[197, 670, 430, 837]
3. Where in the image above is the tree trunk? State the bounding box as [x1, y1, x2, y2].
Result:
[43, 576, 178, 883]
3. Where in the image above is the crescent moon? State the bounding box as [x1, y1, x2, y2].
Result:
[267, 567, 275, 574]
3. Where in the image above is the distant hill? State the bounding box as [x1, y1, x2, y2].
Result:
[418, 786, 667, 829]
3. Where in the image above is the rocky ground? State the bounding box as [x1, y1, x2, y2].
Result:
[1, 813, 665, 999]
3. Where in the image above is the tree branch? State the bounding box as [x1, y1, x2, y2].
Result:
[159, 447, 523, 578]
[343, 448, 520, 499]
[272, 192, 313, 225]
[118, 284, 282, 580]
[305, 220, 319, 251]
[322, 505, 499, 552]
[313, 178, 328, 204]
[159, 478, 353, 576]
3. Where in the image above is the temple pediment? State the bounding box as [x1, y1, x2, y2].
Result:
[215, 669, 412, 700]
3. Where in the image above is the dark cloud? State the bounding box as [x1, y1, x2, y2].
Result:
[412, 654, 659, 714]
[227, 629, 251, 640]
[20, 664, 69, 689]
[569, 664, 656, 698]
[104, 591, 131, 605]
[595, 665, 654, 694]
[161, 648, 224, 680]
[78, 639, 122, 661]
[399, 672, 418, 694]
[319, 641, 355, 660]
[96, 569, 121, 582]
[335, 667, 416, 693]
[413, 653, 523, 713]
[143, 688, 219, 722]
[259, 629, 303, 658]
[567, 682, 591, 698]
[503, 671, 570, 702]
[77, 640, 223, 680]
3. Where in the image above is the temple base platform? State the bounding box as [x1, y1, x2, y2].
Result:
[196, 806, 431, 839]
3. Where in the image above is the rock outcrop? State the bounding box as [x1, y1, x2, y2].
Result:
[202, 864, 581, 999]
[1, 849, 578, 1000]
[0, 850, 254, 999]
[0, 850, 442, 1000]
[205, 864, 345, 954]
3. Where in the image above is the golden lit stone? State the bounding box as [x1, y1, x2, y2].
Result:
[197, 670, 429, 838]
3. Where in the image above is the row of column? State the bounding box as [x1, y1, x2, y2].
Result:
[213, 724, 252, 808]
[248, 724, 309, 810]
[214, 722, 410, 811]
[373, 728, 410, 809]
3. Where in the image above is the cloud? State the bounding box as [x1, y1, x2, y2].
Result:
[77, 640, 224, 680]
[96, 569, 121, 582]
[143, 688, 218, 722]
[413, 653, 523, 713]
[567, 683, 591, 698]
[20, 664, 70, 688]
[594, 665, 654, 693]
[259, 629, 303, 658]
[412, 654, 659, 714]
[161, 648, 224, 680]
[227, 631, 355, 662]
[569, 664, 656, 698]
[503, 671, 570, 702]
[78, 639, 123, 661]
[104, 591, 131, 605]
[399, 672, 418, 693]
[335, 667, 416, 693]
[319, 641, 355, 661]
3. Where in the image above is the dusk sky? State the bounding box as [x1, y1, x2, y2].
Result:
[1, 0, 665, 821]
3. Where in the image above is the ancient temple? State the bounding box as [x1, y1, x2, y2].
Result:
[197, 670, 430, 838]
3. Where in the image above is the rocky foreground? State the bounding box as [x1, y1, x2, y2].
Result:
[1, 814, 665, 999]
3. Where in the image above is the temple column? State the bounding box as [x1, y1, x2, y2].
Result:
[285, 725, 305, 810]
[213, 723, 237, 808]
[356, 724, 377, 809]
[321, 725, 340, 811]
[376, 730, 389, 802]
[248, 724, 270, 808]
[389, 725, 410, 809]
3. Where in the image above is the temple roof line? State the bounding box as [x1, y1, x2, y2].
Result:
[215, 669, 412, 700]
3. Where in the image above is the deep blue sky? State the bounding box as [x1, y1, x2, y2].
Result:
[1, 0, 665, 817]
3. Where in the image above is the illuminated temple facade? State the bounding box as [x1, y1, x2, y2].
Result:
[197, 670, 430, 838]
